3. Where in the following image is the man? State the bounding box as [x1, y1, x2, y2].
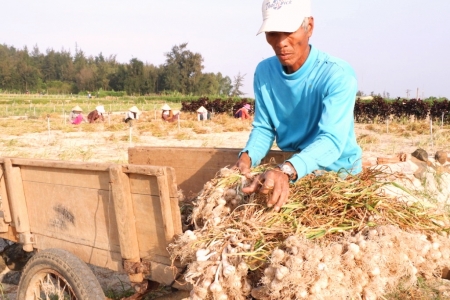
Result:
[235, 0, 362, 212]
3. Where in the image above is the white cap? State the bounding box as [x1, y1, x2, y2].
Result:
[96, 105, 105, 114]
[257, 0, 311, 35]
[161, 104, 171, 110]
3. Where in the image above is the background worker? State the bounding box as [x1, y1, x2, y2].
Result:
[234, 104, 252, 120]
[69, 105, 87, 124]
[87, 105, 105, 123]
[161, 104, 180, 122]
[235, 0, 362, 212]
[124, 106, 140, 124]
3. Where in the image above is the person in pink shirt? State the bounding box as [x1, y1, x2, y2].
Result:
[234, 104, 251, 120]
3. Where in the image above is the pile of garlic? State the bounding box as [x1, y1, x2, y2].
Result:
[255, 225, 450, 300]
[170, 167, 450, 300]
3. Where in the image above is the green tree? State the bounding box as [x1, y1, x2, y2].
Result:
[142, 63, 160, 94]
[217, 72, 233, 96]
[124, 58, 145, 95]
[94, 53, 117, 91]
[108, 64, 127, 92]
[13, 48, 40, 91]
[160, 43, 204, 94]
[195, 72, 219, 95]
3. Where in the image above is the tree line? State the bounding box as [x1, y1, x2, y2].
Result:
[0, 42, 246, 97]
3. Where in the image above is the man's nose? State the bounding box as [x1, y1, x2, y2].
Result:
[274, 33, 288, 47]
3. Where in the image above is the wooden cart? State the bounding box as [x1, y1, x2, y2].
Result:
[0, 148, 292, 299]
[0, 156, 184, 299]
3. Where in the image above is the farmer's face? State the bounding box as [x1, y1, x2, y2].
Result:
[265, 17, 314, 74]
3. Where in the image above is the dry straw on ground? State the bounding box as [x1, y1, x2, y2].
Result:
[169, 165, 450, 300]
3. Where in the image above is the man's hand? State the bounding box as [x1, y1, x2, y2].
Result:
[233, 151, 252, 178]
[242, 167, 291, 212]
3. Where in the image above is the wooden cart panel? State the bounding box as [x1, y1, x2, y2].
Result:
[129, 146, 295, 195]
[0, 157, 182, 278]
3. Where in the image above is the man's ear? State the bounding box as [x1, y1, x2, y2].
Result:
[307, 17, 315, 38]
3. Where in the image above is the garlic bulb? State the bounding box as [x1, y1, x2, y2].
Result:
[271, 248, 285, 264]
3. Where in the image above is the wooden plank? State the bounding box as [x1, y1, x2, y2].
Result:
[129, 171, 182, 237]
[23, 181, 121, 252]
[34, 234, 123, 272]
[132, 193, 168, 259]
[0, 165, 12, 223]
[166, 167, 183, 236]
[129, 174, 160, 196]
[20, 166, 110, 190]
[122, 165, 166, 177]
[0, 225, 19, 242]
[8, 157, 110, 171]
[3, 159, 31, 233]
[128, 147, 295, 195]
[109, 165, 143, 282]
[157, 174, 175, 245]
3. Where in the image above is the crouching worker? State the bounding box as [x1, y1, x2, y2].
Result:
[69, 106, 87, 124]
[161, 104, 180, 122]
[124, 106, 140, 124]
[197, 106, 211, 121]
[234, 104, 251, 120]
[234, 0, 362, 212]
[87, 105, 105, 123]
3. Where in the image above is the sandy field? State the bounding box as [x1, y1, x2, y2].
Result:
[0, 115, 449, 299]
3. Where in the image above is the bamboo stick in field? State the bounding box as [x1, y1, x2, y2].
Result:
[47, 114, 51, 141]
[129, 122, 133, 146]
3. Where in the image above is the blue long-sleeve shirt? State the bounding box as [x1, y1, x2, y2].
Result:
[242, 45, 362, 180]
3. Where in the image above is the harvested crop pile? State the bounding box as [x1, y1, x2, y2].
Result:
[168, 165, 450, 300]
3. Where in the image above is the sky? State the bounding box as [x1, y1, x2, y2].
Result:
[1, 0, 449, 99]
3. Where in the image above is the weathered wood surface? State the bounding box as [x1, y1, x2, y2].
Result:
[3, 159, 31, 234]
[21, 165, 110, 190]
[23, 179, 121, 252]
[35, 234, 123, 272]
[0, 166, 12, 224]
[109, 165, 143, 282]
[128, 147, 295, 195]
[0, 157, 183, 279]
[0, 157, 110, 171]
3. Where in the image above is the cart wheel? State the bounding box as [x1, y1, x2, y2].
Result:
[17, 248, 105, 300]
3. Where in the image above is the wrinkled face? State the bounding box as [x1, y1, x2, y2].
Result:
[265, 17, 314, 74]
